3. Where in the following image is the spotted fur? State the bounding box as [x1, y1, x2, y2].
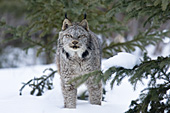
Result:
[56, 18, 102, 108]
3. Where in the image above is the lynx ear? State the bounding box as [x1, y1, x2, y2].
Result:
[80, 14, 89, 31]
[62, 14, 72, 30]
[62, 19, 72, 30]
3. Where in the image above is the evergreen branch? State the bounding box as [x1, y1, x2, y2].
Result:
[130, 56, 170, 87]
[96, 53, 170, 112]
[126, 82, 170, 113]
[112, 55, 170, 89]
[69, 70, 102, 88]
[25, 38, 44, 47]
[19, 68, 57, 96]
[103, 29, 162, 53]
[70, 54, 170, 91]
[117, 0, 170, 25]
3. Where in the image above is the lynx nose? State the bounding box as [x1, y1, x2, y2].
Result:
[72, 41, 78, 45]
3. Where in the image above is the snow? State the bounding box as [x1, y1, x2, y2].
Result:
[0, 47, 46, 68]
[163, 37, 170, 43]
[0, 52, 146, 113]
[102, 52, 140, 72]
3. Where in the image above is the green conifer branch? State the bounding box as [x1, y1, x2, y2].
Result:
[115, 0, 170, 26]
[103, 28, 169, 54]
[19, 68, 57, 96]
[70, 54, 170, 90]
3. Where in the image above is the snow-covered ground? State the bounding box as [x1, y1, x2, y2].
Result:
[0, 52, 147, 113]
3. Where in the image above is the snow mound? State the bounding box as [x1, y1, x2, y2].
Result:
[102, 52, 140, 71]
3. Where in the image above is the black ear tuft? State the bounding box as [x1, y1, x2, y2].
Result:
[65, 13, 67, 19]
[84, 13, 87, 19]
[80, 13, 89, 31]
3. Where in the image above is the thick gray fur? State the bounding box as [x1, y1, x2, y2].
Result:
[56, 19, 102, 108]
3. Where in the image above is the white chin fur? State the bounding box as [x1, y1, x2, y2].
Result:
[64, 45, 86, 58]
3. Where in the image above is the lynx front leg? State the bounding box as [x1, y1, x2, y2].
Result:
[61, 81, 77, 108]
[86, 78, 102, 105]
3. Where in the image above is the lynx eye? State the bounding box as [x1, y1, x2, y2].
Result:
[65, 34, 72, 38]
[78, 35, 86, 39]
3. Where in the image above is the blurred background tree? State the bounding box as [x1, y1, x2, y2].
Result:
[2, 0, 169, 68]
[0, 0, 28, 67]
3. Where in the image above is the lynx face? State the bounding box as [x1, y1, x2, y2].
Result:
[59, 19, 91, 58]
[63, 26, 88, 53]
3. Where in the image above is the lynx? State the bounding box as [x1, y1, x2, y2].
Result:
[56, 14, 102, 108]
